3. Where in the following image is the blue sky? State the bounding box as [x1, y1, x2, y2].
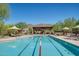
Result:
[5, 3, 79, 25]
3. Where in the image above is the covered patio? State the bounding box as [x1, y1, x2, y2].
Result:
[32, 24, 53, 34]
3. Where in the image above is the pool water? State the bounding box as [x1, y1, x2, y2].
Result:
[0, 35, 79, 56]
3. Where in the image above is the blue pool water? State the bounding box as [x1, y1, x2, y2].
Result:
[0, 35, 79, 56]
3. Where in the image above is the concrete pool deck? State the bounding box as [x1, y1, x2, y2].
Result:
[51, 35, 79, 46]
[0, 35, 33, 42]
[0, 34, 79, 47]
[0, 34, 46, 42]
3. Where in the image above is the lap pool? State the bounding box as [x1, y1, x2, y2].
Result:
[0, 35, 79, 56]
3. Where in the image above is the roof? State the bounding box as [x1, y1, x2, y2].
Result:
[28, 24, 53, 27]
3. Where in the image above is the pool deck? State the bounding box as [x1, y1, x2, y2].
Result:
[51, 35, 79, 46]
[0, 35, 33, 42]
[0, 34, 46, 42]
[0, 34, 79, 47]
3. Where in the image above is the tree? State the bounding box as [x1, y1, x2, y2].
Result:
[0, 3, 9, 20]
[0, 20, 4, 35]
[15, 22, 28, 29]
[63, 17, 77, 29]
[53, 21, 64, 31]
[62, 17, 76, 32]
[52, 17, 77, 32]
[76, 19, 79, 25]
[0, 4, 9, 35]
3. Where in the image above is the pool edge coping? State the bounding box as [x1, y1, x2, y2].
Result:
[50, 35, 79, 47]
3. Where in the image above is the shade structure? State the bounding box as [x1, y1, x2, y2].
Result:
[8, 26, 20, 36]
[8, 26, 20, 30]
[73, 25, 79, 29]
[63, 27, 69, 30]
[72, 25, 79, 35]
[62, 27, 70, 35]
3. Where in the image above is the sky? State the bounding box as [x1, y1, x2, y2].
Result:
[5, 3, 79, 25]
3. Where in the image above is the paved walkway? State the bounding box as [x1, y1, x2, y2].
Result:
[0, 35, 33, 42]
[51, 35, 79, 46]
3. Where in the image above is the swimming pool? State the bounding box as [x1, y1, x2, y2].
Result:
[0, 35, 79, 56]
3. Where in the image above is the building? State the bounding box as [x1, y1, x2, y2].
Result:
[28, 24, 53, 34]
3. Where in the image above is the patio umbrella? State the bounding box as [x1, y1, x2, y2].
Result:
[8, 26, 20, 30]
[63, 27, 69, 30]
[8, 26, 20, 36]
[72, 25, 79, 36]
[73, 25, 79, 29]
[62, 27, 69, 35]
